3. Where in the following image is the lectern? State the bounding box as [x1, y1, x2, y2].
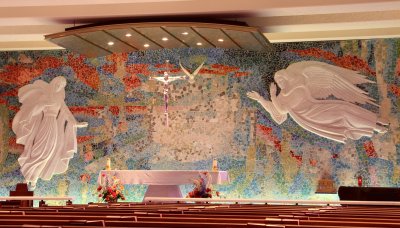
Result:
[9, 183, 34, 207]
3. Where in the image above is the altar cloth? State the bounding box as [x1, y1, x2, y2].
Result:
[97, 170, 230, 199]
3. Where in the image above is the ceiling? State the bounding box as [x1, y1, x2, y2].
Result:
[0, 0, 399, 51]
[45, 22, 273, 57]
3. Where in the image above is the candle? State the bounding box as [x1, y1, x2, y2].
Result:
[106, 158, 111, 171]
[212, 159, 218, 171]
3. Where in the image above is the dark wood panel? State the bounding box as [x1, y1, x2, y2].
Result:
[45, 22, 274, 58]
[78, 30, 136, 53]
[338, 186, 400, 201]
[107, 28, 161, 50]
[49, 35, 111, 58]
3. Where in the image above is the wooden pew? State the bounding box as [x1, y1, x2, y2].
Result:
[0, 219, 104, 227]
[1, 202, 400, 227]
[0, 196, 73, 207]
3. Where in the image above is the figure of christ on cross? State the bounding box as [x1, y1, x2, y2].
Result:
[150, 71, 186, 114]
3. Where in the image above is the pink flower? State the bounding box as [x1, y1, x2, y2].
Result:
[97, 173, 125, 202]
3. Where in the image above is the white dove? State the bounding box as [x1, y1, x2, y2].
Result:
[179, 60, 205, 84]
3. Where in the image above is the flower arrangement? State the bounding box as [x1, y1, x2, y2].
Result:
[186, 171, 220, 198]
[97, 173, 125, 203]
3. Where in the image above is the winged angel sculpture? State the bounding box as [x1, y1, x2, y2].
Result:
[247, 61, 388, 143]
[12, 76, 88, 188]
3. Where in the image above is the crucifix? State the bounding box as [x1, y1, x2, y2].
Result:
[151, 60, 186, 114]
[150, 60, 205, 126]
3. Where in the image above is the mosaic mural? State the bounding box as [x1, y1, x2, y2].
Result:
[0, 39, 399, 204]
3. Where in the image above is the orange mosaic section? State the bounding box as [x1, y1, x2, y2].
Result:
[7, 105, 19, 113]
[363, 140, 377, 158]
[290, 150, 303, 164]
[108, 106, 120, 115]
[102, 54, 129, 74]
[8, 137, 24, 152]
[69, 106, 104, 116]
[0, 88, 18, 97]
[289, 48, 376, 76]
[126, 64, 151, 76]
[199, 68, 226, 76]
[156, 69, 181, 74]
[0, 56, 63, 86]
[233, 72, 250, 77]
[154, 62, 175, 69]
[396, 58, 400, 77]
[389, 84, 400, 97]
[106, 53, 128, 64]
[0, 88, 18, 105]
[211, 64, 240, 72]
[125, 106, 148, 114]
[67, 54, 100, 90]
[309, 159, 317, 166]
[154, 62, 180, 74]
[69, 106, 148, 116]
[9, 135, 94, 147]
[102, 63, 117, 74]
[256, 124, 282, 152]
[77, 136, 94, 143]
[123, 75, 142, 91]
[195, 64, 250, 77]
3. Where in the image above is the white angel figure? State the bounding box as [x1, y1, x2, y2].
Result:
[247, 61, 388, 143]
[179, 60, 205, 84]
[12, 76, 88, 188]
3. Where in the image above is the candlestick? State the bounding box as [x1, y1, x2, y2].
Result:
[212, 159, 218, 171]
[106, 158, 111, 171]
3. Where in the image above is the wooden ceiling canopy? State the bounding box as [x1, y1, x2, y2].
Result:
[45, 22, 273, 58]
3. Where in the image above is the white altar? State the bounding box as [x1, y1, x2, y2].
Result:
[97, 170, 230, 199]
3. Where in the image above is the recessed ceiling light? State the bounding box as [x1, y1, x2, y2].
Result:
[182, 32, 189, 35]
[107, 41, 114, 46]
[218, 39, 224, 42]
[162, 37, 168, 41]
[144, 44, 150, 48]
[196, 42, 202, 46]
[125, 33, 132, 37]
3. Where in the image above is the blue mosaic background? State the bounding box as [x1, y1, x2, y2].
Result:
[0, 39, 399, 204]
